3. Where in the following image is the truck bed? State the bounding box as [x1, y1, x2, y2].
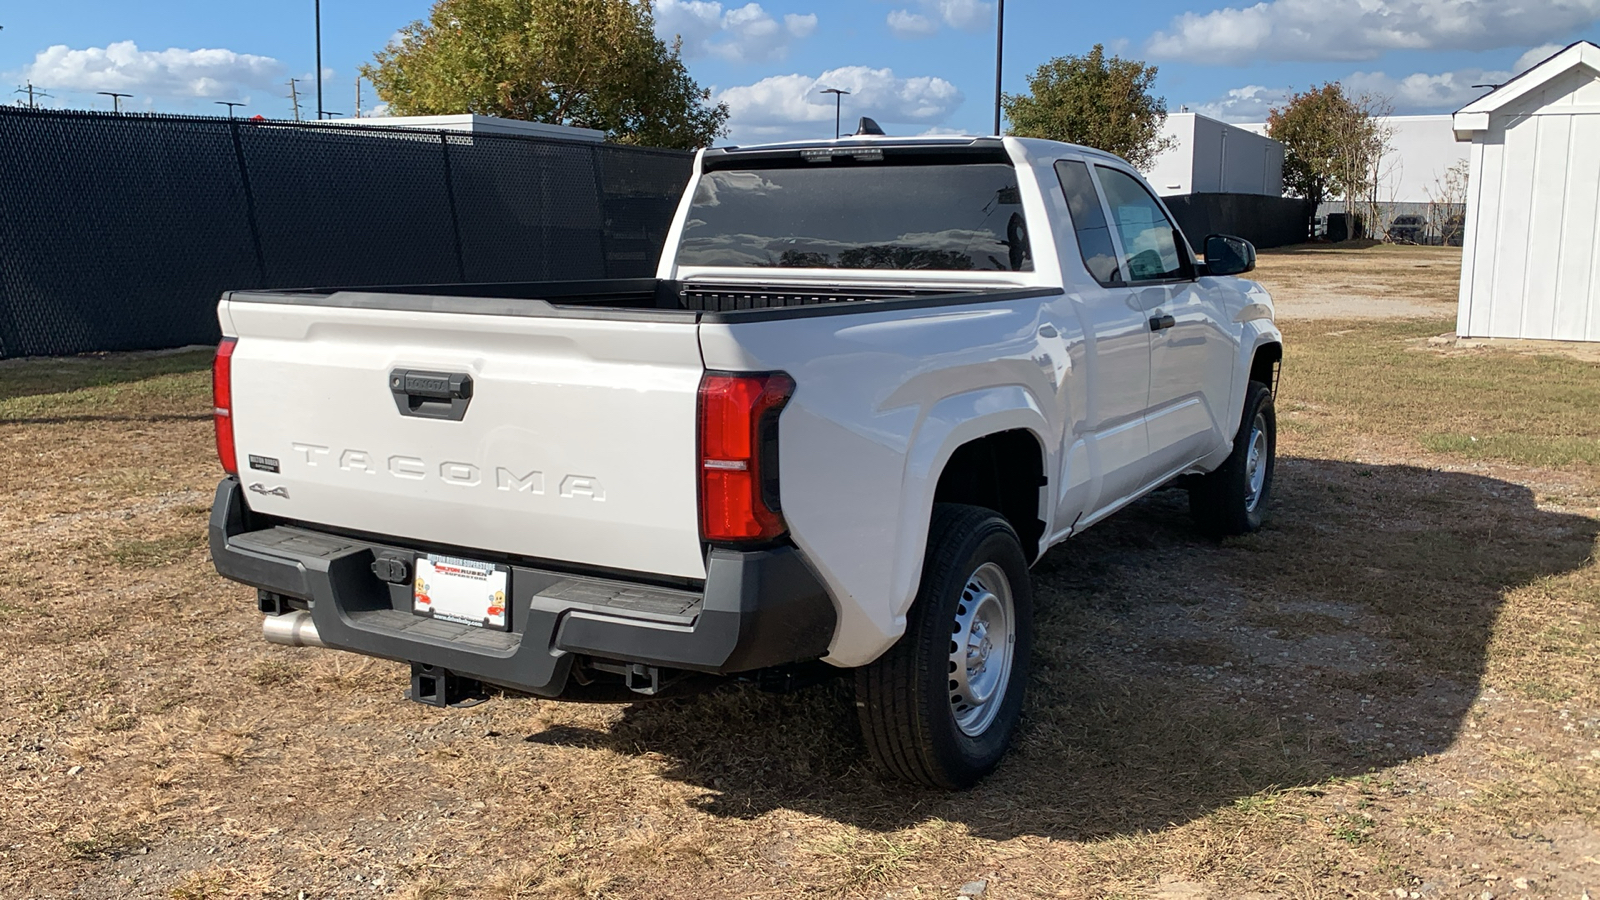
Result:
[225, 277, 1051, 319]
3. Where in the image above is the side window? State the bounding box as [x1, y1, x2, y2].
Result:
[1054, 160, 1123, 287]
[1093, 166, 1188, 283]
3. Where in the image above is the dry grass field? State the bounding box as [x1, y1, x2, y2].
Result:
[2, 246, 1597, 899]
[1257, 243, 1463, 320]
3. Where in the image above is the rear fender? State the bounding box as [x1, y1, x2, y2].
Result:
[823, 386, 1049, 668]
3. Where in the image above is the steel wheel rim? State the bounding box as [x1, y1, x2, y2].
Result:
[949, 561, 1016, 738]
[1244, 412, 1269, 513]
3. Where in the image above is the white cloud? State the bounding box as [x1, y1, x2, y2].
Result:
[655, 1, 817, 63]
[1190, 60, 1523, 125]
[931, 0, 994, 30]
[886, 10, 939, 38]
[1147, 0, 1600, 65]
[1514, 42, 1567, 73]
[1188, 84, 1288, 122]
[886, 0, 994, 38]
[1344, 68, 1511, 111]
[21, 41, 285, 101]
[716, 66, 965, 143]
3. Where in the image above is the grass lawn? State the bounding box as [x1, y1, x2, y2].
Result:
[1, 297, 1597, 898]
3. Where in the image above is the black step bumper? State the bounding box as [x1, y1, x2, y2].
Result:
[208, 477, 838, 697]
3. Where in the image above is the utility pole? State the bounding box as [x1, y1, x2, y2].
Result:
[355, 76, 361, 118]
[97, 91, 132, 113]
[820, 88, 849, 139]
[287, 78, 302, 121]
[314, 0, 324, 119]
[14, 81, 50, 109]
[215, 100, 244, 118]
[993, 0, 1005, 135]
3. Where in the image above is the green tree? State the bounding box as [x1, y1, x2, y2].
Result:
[1268, 83, 1390, 237]
[1002, 45, 1175, 169]
[361, 0, 728, 148]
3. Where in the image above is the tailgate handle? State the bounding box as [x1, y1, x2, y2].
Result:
[390, 369, 473, 421]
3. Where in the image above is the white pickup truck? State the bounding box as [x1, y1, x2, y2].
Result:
[209, 133, 1281, 788]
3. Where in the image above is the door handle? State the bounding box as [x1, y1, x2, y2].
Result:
[1149, 314, 1176, 332]
[390, 369, 474, 421]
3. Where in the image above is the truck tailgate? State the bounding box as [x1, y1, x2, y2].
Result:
[221, 296, 707, 580]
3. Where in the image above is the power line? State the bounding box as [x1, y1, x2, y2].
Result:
[14, 81, 51, 109]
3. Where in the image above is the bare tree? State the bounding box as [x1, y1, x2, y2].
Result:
[1426, 160, 1471, 246]
[1347, 92, 1394, 241]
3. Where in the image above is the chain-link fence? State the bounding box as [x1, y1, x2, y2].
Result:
[0, 108, 692, 359]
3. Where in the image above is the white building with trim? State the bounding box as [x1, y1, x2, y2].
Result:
[1454, 41, 1600, 342]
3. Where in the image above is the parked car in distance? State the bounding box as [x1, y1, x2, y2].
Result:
[209, 131, 1283, 788]
[1387, 214, 1427, 244]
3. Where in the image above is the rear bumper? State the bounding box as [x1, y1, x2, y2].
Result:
[208, 477, 838, 696]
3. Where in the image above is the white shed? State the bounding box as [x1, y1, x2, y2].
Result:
[1455, 41, 1600, 342]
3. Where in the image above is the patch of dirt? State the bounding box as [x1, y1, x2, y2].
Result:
[1421, 332, 1600, 364]
[1255, 243, 1462, 320]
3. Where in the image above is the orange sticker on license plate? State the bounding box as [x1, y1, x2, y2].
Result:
[412, 555, 509, 630]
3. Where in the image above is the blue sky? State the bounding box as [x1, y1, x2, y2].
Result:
[2, 0, 1596, 143]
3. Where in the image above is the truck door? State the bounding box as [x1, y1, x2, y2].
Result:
[1092, 164, 1233, 480]
[1052, 159, 1152, 518]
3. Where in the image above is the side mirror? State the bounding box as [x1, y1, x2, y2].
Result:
[1203, 234, 1256, 276]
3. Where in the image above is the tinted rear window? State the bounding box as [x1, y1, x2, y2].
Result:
[676, 163, 1032, 271]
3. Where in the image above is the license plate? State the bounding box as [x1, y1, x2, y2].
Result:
[412, 555, 509, 630]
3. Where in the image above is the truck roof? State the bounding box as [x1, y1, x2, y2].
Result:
[704, 134, 1129, 167]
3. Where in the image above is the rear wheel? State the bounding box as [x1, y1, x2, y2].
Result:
[855, 503, 1032, 789]
[1189, 380, 1276, 536]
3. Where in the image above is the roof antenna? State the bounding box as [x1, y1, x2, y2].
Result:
[854, 117, 886, 136]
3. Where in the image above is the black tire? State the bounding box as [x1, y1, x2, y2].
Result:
[1189, 380, 1276, 537]
[855, 503, 1033, 789]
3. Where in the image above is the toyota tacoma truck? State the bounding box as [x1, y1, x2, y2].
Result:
[209, 133, 1281, 788]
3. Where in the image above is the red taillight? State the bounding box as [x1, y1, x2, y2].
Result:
[213, 338, 238, 475]
[698, 371, 794, 543]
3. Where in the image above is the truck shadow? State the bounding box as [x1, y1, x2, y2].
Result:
[527, 457, 1598, 840]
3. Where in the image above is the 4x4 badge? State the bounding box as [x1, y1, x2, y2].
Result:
[248, 483, 290, 499]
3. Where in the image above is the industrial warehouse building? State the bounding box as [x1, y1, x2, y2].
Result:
[1141, 114, 1307, 248]
[1146, 113, 1285, 198]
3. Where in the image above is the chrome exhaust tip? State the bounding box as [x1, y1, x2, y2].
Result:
[262, 609, 324, 648]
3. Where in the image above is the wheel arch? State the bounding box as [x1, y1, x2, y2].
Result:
[887, 387, 1052, 632]
[1225, 322, 1283, 439]
[1250, 339, 1283, 394]
[931, 430, 1047, 561]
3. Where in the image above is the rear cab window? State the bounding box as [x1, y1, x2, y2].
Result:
[677, 153, 1032, 272]
[1054, 159, 1123, 287]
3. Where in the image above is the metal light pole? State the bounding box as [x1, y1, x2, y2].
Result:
[315, 0, 324, 119]
[216, 100, 244, 118]
[820, 88, 850, 139]
[993, 0, 1005, 135]
[97, 91, 132, 113]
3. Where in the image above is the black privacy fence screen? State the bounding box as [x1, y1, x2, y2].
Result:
[0, 108, 693, 359]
